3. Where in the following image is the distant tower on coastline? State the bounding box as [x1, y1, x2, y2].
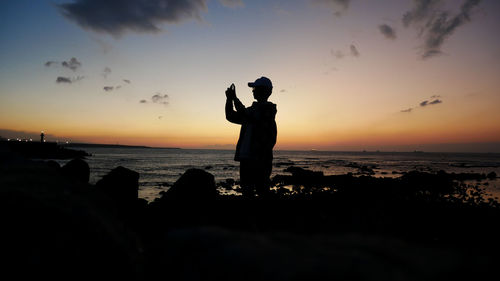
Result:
[40, 131, 45, 143]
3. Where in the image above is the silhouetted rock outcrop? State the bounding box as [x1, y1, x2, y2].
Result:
[96, 166, 139, 206]
[0, 161, 144, 281]
[61, 158, 90, 183]
[162, 168, 216, 201]
[284, 166, 324, 185]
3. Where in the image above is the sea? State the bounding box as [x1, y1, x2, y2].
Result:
[56, 147, 500, 202]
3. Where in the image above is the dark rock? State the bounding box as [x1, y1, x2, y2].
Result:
[204, 165, 213, 170]
[46, 160, 60, 170]
[487, 172, 497, 180]
[0, 162, 144, 280]
[359, 165, 374, 174]
[61, 158, 89, 183]
[96, 166, 139, 205]
[218, 178, 236, 190]
[163, 168, 216, 201]
[284, 166, 324, 185]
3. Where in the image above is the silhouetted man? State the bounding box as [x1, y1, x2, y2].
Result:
[225, 77, 277, 198]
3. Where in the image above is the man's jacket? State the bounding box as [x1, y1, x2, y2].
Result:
[226, 98, 277, 161]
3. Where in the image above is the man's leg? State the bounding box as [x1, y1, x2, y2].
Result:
[240, 160, 255, 198]
[255, 158, 272, 198]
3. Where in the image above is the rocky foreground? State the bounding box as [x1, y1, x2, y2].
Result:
[1, 151, 499, 281]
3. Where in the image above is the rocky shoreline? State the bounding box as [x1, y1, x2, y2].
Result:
[1, 150, 500, 280]
[1, 140, 90, 159]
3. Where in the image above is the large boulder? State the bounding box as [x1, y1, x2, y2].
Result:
[0, 162, 144, 280]
[96, 166, 139, 205]
[163, 168, 216, 201]
[61, 158, 89, 183]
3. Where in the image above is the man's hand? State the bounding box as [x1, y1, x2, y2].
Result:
[225, 84, 236, 100]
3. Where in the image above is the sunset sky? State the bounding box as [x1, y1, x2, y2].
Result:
[1, 0, 499, 152]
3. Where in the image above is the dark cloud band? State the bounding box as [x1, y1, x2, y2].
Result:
[58, 0, 208, 36]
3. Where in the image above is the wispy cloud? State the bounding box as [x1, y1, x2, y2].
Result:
[92, 36, 113, 53]
[56, 77, 72, 84]
[103, 67, 111, 78]
[58, 0, 209, 37]
[403, 0, 441, 28]
[331, 45, 358, 59]
[152, 93, 169, 105]
[44, 61, 58, 67]
[56, 76, 84, 84]
[402, 0, 483, 58]
[419, 98, 443, 107]
[61, 57, 82, 71]
[323, 66, 338, 75]
[419, 99, 442, 106]
[429, 99, 442, 105]
[350, 44, 360, 57]
[331, 50, 345, 59]
[379, 24, 396, 39]
[314, 0, 351, 16]
[101, 79, 130, 92]
[401, 95, 444, 112]
[140, 93, 170, 106]
[45, 57, 82, 71]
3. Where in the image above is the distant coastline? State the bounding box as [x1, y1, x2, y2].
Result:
[62, 142, 181, 150]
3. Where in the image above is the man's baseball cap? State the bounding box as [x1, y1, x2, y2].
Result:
[248, 76, 273, 89]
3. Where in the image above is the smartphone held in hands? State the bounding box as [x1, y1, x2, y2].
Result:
[226, 83, 236, 100]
